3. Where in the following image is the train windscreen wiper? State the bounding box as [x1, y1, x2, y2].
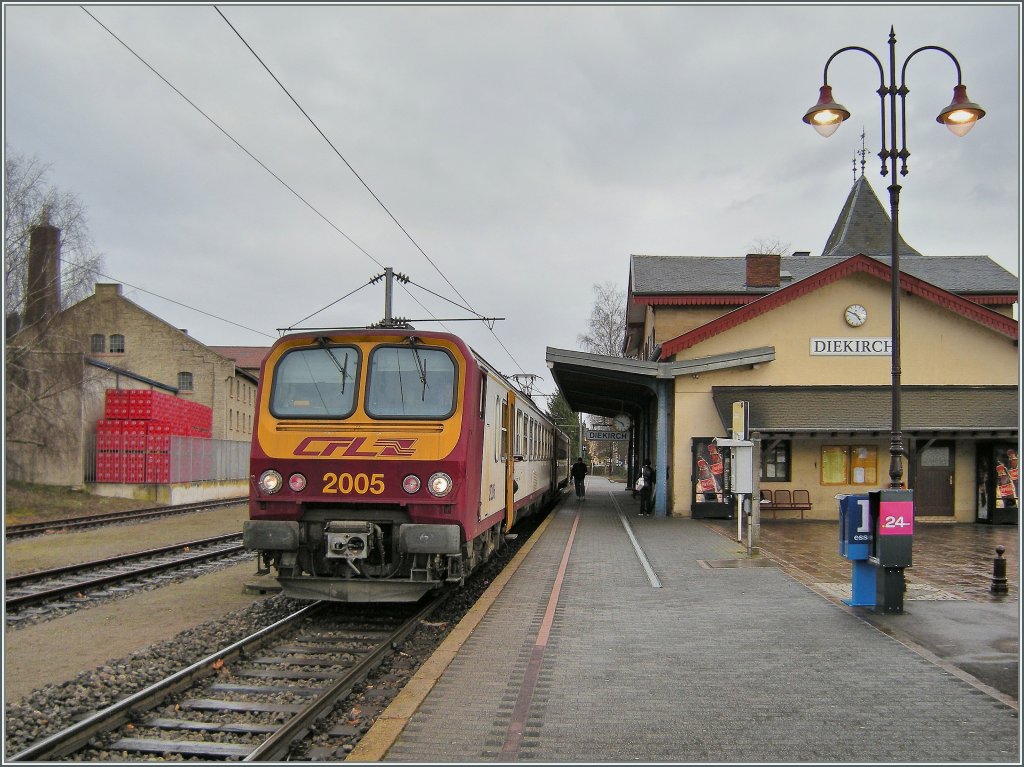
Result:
[405, 336, 428, 400]
[318, 337, 350, 395]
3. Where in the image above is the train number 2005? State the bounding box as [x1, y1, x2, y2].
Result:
[322, 472, 385, 495]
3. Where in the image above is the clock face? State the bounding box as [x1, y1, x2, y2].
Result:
[845, 304, 867, 327]
[614, 414, 631, 431]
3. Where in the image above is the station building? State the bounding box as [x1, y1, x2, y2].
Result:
[548, 174, 1019, 524]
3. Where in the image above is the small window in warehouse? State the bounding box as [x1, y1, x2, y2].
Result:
[109, 334, 125, 353]
[178, 371, 193, 391]
[90, 334, 105, 353]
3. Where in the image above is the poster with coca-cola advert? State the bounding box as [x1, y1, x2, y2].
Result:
[976, 443, 1018, 525]
[692, 438, 732, 519]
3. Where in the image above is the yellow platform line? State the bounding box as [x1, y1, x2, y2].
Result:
[347, 509, 559, 761]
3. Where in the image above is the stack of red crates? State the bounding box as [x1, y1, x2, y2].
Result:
[95, 389, 213, 483]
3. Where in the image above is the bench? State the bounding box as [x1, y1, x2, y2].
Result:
[759, 488, 812, 520]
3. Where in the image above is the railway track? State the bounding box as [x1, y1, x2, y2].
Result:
[8, 596, 446, 762]
[4, 497, 247, 540]
[5, 534, 246, 617]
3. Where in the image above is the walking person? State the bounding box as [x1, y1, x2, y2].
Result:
[571, 456, 589, 500]
[638, 459, 655, 516]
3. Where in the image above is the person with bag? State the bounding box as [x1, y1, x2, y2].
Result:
[571, 456, 589, 500]
[638, 459, 655, 516]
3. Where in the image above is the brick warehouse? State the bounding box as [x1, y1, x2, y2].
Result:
[5, 222, 264, 487]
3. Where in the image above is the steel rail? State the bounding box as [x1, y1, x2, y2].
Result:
[7, 603, 324, 762]
[5, 533, 243, 588]
[244, 591, 449, 761]
[5, 498, 247, 540]
[5, 540, 247, 611]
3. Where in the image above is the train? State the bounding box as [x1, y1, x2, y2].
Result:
[243, 327, 571, 602]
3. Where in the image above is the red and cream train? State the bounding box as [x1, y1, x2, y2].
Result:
[243, 327, 570, 602]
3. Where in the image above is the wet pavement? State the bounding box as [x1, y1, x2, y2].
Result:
[705, 515, 1020, 702]
[705, 517, 1019, 602]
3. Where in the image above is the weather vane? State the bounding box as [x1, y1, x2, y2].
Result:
[858, 127, 868, 177]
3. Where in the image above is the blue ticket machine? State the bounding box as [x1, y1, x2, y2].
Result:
[838, 494, 874, 606]
[868, 489, 914, 614]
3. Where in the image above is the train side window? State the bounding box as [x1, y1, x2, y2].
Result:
[479, 374, 487, 420]
[500, 399, 508, 462]
[495, 396, 502, 462]
[516, 410, 524, 456]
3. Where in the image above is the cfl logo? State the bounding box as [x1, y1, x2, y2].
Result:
[293, 436, 417, 457]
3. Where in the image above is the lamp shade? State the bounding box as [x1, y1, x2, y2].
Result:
[802, 85, 851, 138]
[937, 84, 985, 137]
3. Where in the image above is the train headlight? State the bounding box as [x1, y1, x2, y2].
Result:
[427, 472, 453, 498]
[288, 473, 307, 492]
[402, 475, 422, 494]
[258, 469, 283, 494]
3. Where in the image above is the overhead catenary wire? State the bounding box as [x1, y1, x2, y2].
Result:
[96, 272, 276, 338]
[287, 276, 376, 329]
[79, 7, 383, 272]
[80, 6, 444, 334]
[214, 6, 476, 316]
[214, 6, 528, 375]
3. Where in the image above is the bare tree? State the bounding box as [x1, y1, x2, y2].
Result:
[4, 149, 104, 482]
[576, 281, 627, 475]
[546, 389, 582, 460]
[5, 147, 102, 331]
[577, 281, 625, 358]
[749, 237, 791, 256]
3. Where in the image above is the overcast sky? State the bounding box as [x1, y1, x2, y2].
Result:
[3, 3, 1020, 401]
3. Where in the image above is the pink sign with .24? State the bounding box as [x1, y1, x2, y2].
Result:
[878, 500, 914, 535]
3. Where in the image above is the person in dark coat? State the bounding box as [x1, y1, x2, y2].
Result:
[638, 459, 655, 516]
[571, 457, 588, 499]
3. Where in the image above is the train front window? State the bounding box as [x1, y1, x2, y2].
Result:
[366, 345, 457, 419]
[270, 345, 360, 418]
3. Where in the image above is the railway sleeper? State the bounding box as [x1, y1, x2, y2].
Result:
[106, 737, 253, 759]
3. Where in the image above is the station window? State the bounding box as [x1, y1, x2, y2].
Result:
[821, 445, 878, 485]
[178, 371, 194, 392]
[761, 440, 791, 482]
[109, 334, 125, 353]
[90, 334, 105, 353]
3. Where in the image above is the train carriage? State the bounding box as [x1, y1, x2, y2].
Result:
[243, 327, 569, 602]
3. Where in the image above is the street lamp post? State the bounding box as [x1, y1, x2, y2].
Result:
[803, 26, 985, 490]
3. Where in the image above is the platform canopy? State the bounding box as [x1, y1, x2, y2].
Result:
[546, 346, 776, 417]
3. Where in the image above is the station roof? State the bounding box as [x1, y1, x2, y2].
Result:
[546, 346, 775, 418]
[629, 252, 1019, 299]
[711, 385, 1019, 438]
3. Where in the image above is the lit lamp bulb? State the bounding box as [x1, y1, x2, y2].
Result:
[937, 84, 985, 137]
[803, 85, 851, 138]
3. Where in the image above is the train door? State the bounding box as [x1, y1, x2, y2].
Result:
[504, 391, 517, 532]
[478, 375, 497, 521]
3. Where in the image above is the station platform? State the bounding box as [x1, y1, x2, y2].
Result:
[350, 477, 1020, 763]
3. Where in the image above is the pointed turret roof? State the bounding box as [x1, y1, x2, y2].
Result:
[821, 174, 924, 258]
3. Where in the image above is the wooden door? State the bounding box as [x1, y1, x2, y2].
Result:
[913, 442, 955, 517]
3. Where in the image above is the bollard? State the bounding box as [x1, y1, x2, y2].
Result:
[990, 545, 1009, 595]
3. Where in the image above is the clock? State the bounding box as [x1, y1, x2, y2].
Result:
[614, 413, 632, 431]
[844, 304, 867, 327]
